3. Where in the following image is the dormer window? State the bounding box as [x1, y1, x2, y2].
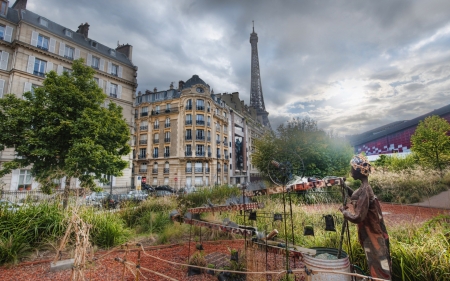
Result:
[109, 49, 116, 56]
[0, 1, 7, 16]
[91, 41, 98, 48]
[64, 29, 72, 37]
[39, 17, 48, 27]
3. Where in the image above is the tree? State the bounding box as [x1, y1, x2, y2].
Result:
[411, 115, 450, 177]
[251, 117, 353, 180]
[0, 59, 131, 207]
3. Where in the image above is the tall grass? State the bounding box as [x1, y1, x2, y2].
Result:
[0, 201, 65, 264]
[370, 167, 450, 203]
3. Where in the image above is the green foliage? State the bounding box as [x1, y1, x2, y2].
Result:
[411, 115, 450, 177]
[252, 117, 353, 180]
[374, 153, 418, 172]
[0, 59, 130, 192]
[176, 185, 241, 211]
[81, 208, 130, 248]
[0, 201, 65, 264]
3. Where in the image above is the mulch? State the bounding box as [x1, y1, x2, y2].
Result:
[0, 203, 448, 281]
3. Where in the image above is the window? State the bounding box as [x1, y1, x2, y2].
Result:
[109, 49, 116, 56]
[165, 117, 170, 128]
[34, 58, 46, 77]
[64, 45, 74, 60]
[154, 133, 159, 143]
[91, 41, 98, 48]
[111, 63, 118, 76]
[18, 169, 32, 190]
[64, 29, 72, 37]
[186, 114, 192, 125]
[109, 83, 118, 98]
[155, 105, 160, 114]
[196, 145, 205, 156]
[166, 103, 170, 111]
[39, 17, 48, 27]
[196, 99, 204, 110]
[0, 1, 7, 16]
[164, 131, 170, 142]
[186, 144, 192, 155]
[164, 146, 170, 157]
[139, 148, 146, 159]
[196, 114, 204, 125]
[196, 129, 204, 140]
[186, 99, 192, 109]
[154, 119, 159, 129]
[186, 129, 192, 140]
[153, 147, 159, 158]
[91, 56, 100, 69]
[0, 25, 4, 40]
[63, 67, 72, 74]
[37, 34, 49, 51]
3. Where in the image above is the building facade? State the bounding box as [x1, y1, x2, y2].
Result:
[134, 75, 230, 190]
[348, 104, 450, 160]
[0, 0, 138, 190]
[217, 92, 269, 184]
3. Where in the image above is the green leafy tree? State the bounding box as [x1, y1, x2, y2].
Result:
[411, 115, 450, 177]
[0, 59, 131, 207]
[252, 117, 353, 180]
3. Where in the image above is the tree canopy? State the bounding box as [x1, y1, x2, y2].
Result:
[252, 117, 353, 180]
[0, 59, 131, 193]
[411, 115, 450, 176]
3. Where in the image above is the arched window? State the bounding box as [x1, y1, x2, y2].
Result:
[186, 99, 192, 110]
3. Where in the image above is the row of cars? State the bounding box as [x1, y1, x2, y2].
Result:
[85, 186, 177, 209]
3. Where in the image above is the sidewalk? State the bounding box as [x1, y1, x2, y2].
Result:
[412, 189, 450, 209]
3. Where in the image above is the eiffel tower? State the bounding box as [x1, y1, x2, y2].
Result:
[250, 21, 271, 129]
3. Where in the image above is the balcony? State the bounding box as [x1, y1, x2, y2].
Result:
[196, 151, 205, 157]
[153, 139, 159, 144]
[223, 140, 227, 145]
[140, 126, 148, 131]
[153, 153, 158, 158]
[185, 151, 192, 156]
[186, 105, 192, 110]
[165, 109, 171, 113]
[185, 120, 192, 125]
[139, 168, 147, 173]
[37, 45, 49, 51]
[196, 136, 205, 141]
[185, 136, 192, 141]
[196, 120, 205, 126]
[64, 55, 73, 60]
[196, 106, 204, 111]
[186, 167, 192, 173]
[152, 168, 158, 174]
[138, 154, 146, 159]
[151, 110, 160, 115]
[141, 112, 148, 117]
[33, 71, 45, 77]
[164, 152, 170, 158]
[165, 123, 170, 128]
[139, 140, 147, 145]
[195, 167, 203, 173]
[154, 124, 159, 129]
[110, 93, 117, 98]
[164, 138, 170, 143]
[216, 140, 221, 144]
[163, 168, 169, 174]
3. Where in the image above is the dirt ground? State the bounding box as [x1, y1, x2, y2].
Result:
[0, 203, 448, 281]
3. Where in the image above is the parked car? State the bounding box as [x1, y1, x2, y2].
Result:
[0, 199, 20, 212]
[141, 184, 155, 193]
[101, 194, 128, 209]
[155, 190, 175, 197]
[85, 192, 110, 204]
[127, 190, 148, 201]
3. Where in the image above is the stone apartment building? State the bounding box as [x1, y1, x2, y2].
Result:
[134, 75, 230, 190]
[0, 0, 138, 191]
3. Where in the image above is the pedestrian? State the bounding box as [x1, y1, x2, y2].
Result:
[339, 154, 392, 280]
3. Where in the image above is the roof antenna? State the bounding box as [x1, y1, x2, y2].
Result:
[252, 20, 254, 32]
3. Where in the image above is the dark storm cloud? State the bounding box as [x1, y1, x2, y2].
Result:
[28, 0, 450, 135]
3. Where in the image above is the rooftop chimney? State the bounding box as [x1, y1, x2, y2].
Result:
[76, 22, 90, 38]
[12, 0, 27, 10]
[178, 81, 185, 90]
[116, 43, 133, 62]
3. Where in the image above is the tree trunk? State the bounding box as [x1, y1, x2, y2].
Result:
[63, 177, 71, 209]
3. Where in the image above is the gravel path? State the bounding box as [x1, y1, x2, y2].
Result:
[412, 189, 450, 209]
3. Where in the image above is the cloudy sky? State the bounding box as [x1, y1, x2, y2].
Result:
[28, 0, 450, 135]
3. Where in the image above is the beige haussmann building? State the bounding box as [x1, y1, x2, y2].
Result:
[0, 0, 138, 191]
[134, 75, 231, 190]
